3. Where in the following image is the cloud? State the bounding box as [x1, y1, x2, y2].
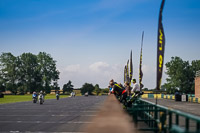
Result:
[58, 62, 123, 88]
[89, 61, 110, 72]
[142, 64, 150, 73]
[88, 62, 123, 86]
[64, 64, 80, 72]
[57, 62, 167, 90]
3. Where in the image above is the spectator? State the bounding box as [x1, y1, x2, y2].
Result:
[124, 82, 131, 97]
[131, 79, 140, 96]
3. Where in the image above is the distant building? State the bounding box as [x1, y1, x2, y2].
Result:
[195, 70, 200, 98]
[50, 90, 63, 94]
[3, 91, 12, 95]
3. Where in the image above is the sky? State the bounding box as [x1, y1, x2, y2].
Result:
[0, 0, 200, 89]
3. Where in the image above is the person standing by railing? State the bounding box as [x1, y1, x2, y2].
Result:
[109, 79, 123, 96]
[124, 82, 131, 97]
[131, 79, 140, 97]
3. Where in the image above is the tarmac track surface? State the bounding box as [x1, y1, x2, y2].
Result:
[143, 98, 200, 116]
[0, 96, 107, 133]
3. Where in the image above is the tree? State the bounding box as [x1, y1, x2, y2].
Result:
[101, 88, 109, 93]
[18, 53, 39, 93]
[37, 52, 60, 93]
[0, 52, 60, 94]
[80, 83, 94, 95]
[63, 80, 74, 94]
[142, 88, 148, 91]
[0, 80, 5, 93]
[53, 81, 60, 92]
[162, 83, 176, 94]
[191, 60, 200, 75]
[94, 84, 101, 96]
[164, 56, 199, 94]
[0, 68, 5, 94]
[0, 53, 19, 94]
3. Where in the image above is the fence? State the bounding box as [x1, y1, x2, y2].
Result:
[141, 94, 200, 104]
[126, 98, 200, 133]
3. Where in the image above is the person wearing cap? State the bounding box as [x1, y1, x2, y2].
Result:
[124, 79, 143, 108]
[131, 79, 140, 95]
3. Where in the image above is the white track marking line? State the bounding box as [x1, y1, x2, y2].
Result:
[0, 121, 94, 124]
[21, 131, 87, 133]
[10, 131, 86, 133]
[0, 115, 96, 117]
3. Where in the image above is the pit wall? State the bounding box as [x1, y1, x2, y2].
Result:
[141, 94, 200, 103]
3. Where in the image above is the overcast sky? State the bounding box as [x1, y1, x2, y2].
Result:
[1, 0, 200, 89]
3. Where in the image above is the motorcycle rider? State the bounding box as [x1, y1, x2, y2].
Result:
[56, 91, 60, 100]
[32, 91, 37, 98]
[73, 91, 76, 97]
[32, 91, 38, 103]
[38, 90, 44, 103]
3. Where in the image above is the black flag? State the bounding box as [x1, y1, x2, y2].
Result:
[139, 31, 144, 90]
[156, 0, 166, 90]
[126, 60, 129, 83]
[129, 50, 133, 85]
[124, 66, 127, 83]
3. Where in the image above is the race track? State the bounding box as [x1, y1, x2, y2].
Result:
[0, 95, 107, 133]
[143, 98, 200, 116]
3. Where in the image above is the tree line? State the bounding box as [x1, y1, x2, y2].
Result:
[0, 52, 59, 94]
[62, 81, 108, 95]
[162, 56, 200, 94]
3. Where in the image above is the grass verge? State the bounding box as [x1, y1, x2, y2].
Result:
[0, 94, 69, 104]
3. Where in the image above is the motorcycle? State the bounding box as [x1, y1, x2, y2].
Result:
[32, 93, 37, 103]
[84, 92, 88, 97]
[56, 93, 59, 100]
[38, 94, 44, 104]
[32, 96, 37, 103]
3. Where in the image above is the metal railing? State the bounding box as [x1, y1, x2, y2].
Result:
[126, 98, 200, 133]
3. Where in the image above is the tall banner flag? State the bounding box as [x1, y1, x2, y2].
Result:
[129, 50, 133, 85]
[156, 0, 166, 90]
[139, 31, 144, 90]
[126, 60, 129, 83]
[124, 66, 127, 83]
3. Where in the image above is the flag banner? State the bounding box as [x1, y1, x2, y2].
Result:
[139, 31, 144, 90]
[126, 60, 129, 83]
[124, 66, 127, 83]
[129, 50, 133, 85]
[156, 0, 166, 90]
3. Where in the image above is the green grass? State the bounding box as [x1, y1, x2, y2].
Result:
[0, 94, 70, 104]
